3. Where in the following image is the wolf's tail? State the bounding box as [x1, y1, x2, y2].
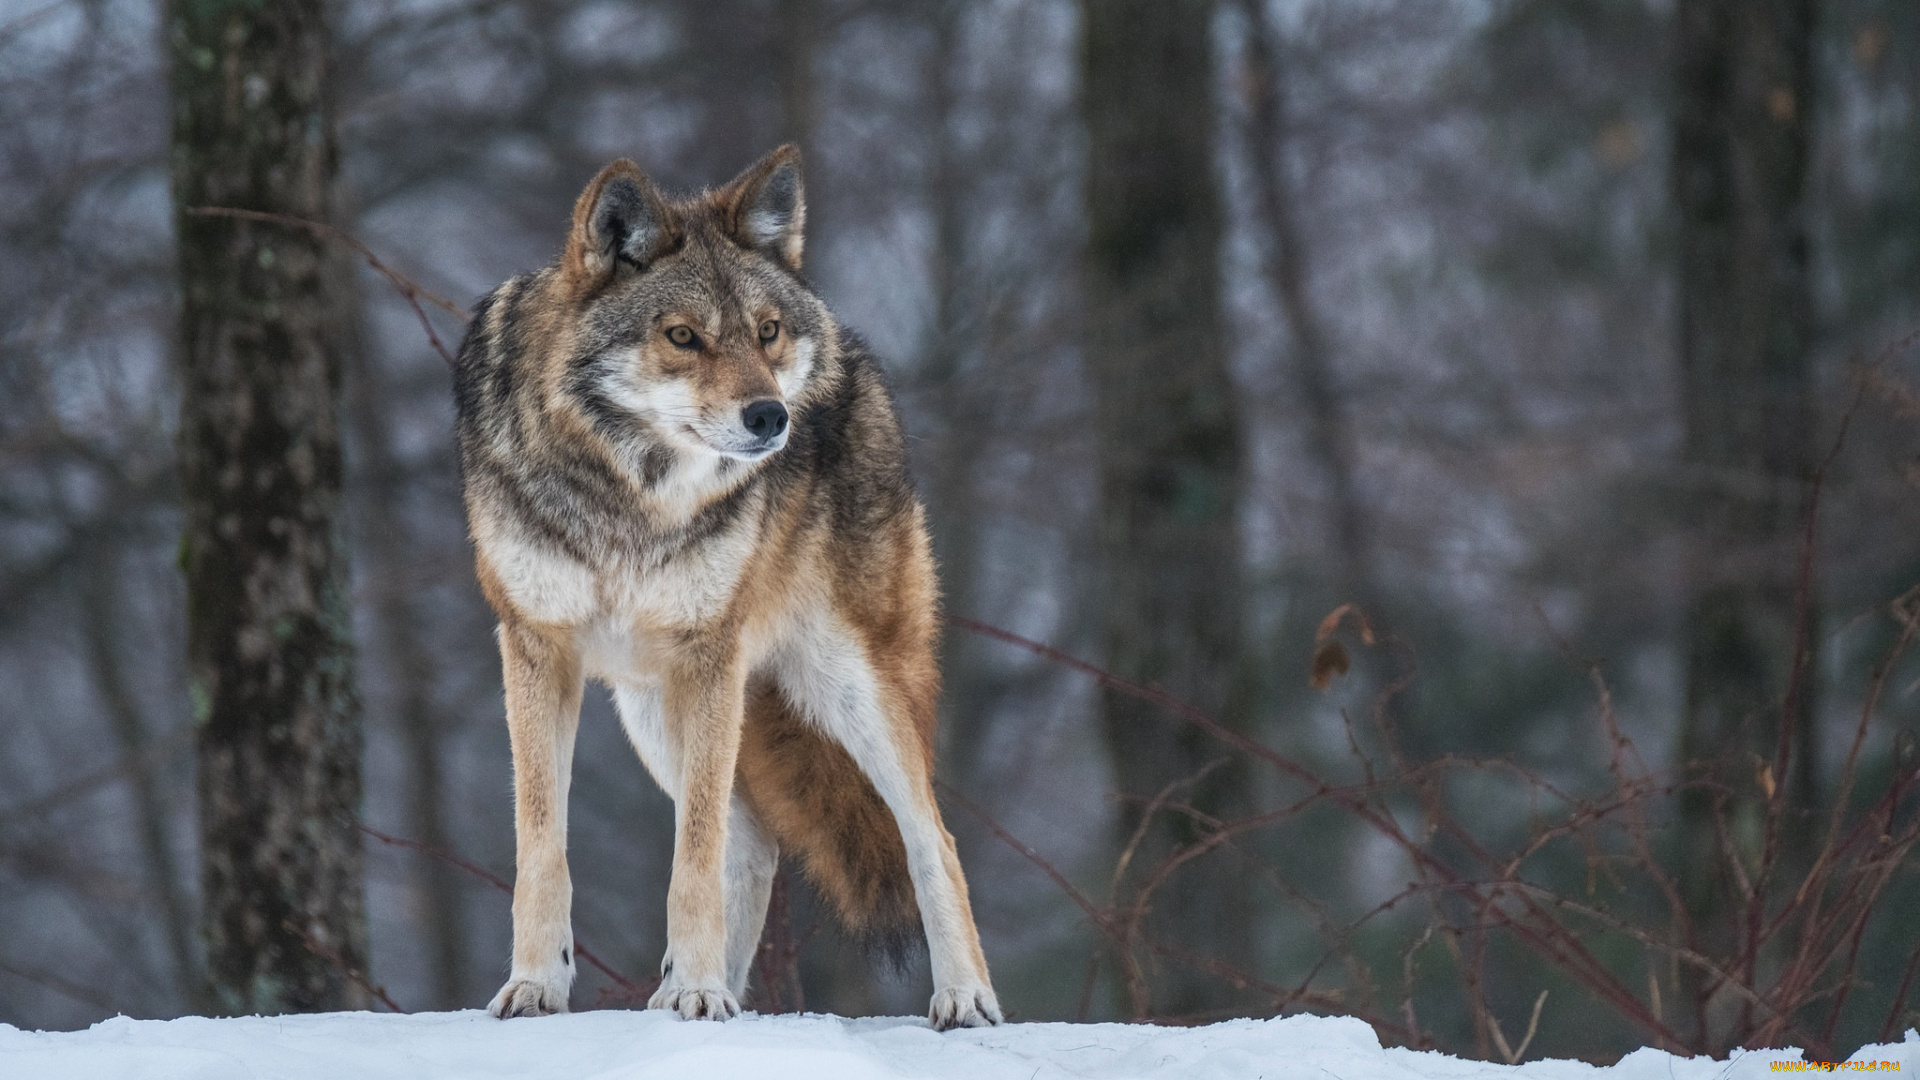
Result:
[736, 679, 925, 970]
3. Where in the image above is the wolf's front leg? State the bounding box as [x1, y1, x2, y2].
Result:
[649, 646, 746, 1021]
[488, 622, 585, 1019]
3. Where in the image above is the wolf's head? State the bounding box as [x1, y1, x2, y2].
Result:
[556, 145, 830, 465]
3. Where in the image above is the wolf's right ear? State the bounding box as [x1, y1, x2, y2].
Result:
[715, 144, 805, 272]
[565, 159, 676, 287]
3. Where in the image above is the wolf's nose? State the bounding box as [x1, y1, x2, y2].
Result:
[742, 399, 789, 441]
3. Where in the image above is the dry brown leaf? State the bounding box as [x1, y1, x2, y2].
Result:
[1309, 640, 1351, 692]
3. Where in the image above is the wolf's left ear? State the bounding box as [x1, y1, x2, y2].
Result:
[566, 159, 676, 287]
[716, 145, 805, 271]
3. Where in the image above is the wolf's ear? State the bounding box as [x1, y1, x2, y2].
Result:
[715, 144, 805, 271]
[565, 159, 676, 286]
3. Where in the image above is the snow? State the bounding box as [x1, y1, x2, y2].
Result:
[2, 1009, 1914, 1080]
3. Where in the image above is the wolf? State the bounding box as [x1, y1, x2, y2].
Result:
[452, 145, 1002, 1030]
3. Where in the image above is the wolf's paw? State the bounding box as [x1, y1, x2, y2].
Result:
[648, 977, 740, 1021]
[488, 973, 570, 1019]
[929, 984, 1002, 1030]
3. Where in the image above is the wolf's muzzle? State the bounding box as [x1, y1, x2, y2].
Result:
[742, 399, 789, 446]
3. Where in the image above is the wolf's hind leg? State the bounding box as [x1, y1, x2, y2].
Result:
[783, 623, 1002, 1030]
[723, 794, 778, 1001]
[887, 783, 1002, 1030]
[853, 738, 1000, 1028]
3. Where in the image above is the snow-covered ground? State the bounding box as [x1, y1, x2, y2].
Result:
[2, 1009, 1913, 1079]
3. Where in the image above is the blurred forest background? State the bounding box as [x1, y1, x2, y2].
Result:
[3, 0, 1919, 1065]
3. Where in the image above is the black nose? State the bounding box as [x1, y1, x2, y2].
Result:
[741, 399, 789, 441]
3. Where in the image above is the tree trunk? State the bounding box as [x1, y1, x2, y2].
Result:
[1082, 0, 1252, 1019]
[1235, 0, 1373, 612]
[169, 0, 368, 1015]
[1669, 0, 1817, 1052]
[775, 0, 818, 151]
[921, 0, 998, 790]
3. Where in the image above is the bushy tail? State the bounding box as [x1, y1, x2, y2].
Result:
[736, 679, 924, 970]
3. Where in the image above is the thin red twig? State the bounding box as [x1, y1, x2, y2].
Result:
[286, 918, 403, 1012]
[946, 611, 1692, 1049]
[184, 206, 470, 366]
[358, 823, 643, 995]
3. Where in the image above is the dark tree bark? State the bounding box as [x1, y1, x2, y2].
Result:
[775, 0, 818, 151]
[168, 0, 368, 1015]
[1669, 0, 1818, 1051]
[1082, 0, 1252, 1018]
[921, 0, 995, 790]
[1236, 0, 1372, 612]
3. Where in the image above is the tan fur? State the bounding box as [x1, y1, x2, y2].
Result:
[459, 146, 1000, 1029]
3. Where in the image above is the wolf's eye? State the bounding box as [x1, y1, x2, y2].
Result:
[665, 325, 700, 349]
[758, 319, 780, 344]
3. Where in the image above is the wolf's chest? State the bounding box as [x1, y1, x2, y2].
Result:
[480, 507, 759, 633]
[606, 523, 760, 628]
[579, 530, 762, 682]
